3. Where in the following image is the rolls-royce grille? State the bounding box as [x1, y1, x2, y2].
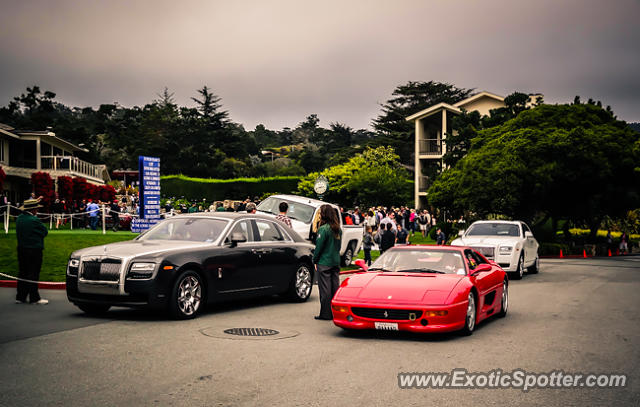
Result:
[472, 246, 495, 259]
[82, 260, 122, 281]
[351, 307, 423, 321]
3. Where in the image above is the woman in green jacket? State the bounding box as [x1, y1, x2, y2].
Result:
[313, 204, 342, 320]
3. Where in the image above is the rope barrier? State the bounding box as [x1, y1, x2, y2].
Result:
[0, 271, 66, 285]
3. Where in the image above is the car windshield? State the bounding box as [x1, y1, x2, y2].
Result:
[466, 223, 520, 237]
[368, 249, 467, 275]
[138, 218, 229, 242]
[256, 197, 315, 224]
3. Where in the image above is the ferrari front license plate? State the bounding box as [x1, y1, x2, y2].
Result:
[374, 322, 398, 331]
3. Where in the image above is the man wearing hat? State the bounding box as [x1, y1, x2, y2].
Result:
[16, 197, 49, 304]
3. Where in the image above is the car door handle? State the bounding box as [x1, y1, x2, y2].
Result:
[252, 249, 272, 254]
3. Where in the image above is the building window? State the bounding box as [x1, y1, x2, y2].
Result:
[0, 139, 5, 163]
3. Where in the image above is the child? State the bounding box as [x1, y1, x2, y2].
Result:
[363, 226, 374, 266]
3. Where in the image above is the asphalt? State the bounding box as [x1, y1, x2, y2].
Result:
[0, 257, 639, 406]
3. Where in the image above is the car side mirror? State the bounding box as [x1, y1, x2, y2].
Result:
[472, 264, 492, 274]
[525, 231, 533, 238]
[354, 259, 368, 272]
[229, 232, 247, 247]
[458, 229, 465, 237]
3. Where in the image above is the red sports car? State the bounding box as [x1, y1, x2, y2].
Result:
[331, 245, 508, 335]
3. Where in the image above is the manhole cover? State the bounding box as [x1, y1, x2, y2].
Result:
[224, 328, 280, 337]
[200, 326, 299, 340]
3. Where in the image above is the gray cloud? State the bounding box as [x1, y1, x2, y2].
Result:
[1, 0, 639, 130]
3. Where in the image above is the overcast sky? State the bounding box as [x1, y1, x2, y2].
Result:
[1, 0, 639, 130]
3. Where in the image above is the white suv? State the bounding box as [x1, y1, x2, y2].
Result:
[451, 220, 539, 279]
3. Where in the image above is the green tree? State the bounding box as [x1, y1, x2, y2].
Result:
[372, 81, 473, 163]
[298, 146, 412, 208]
[428, 103, 640, 240]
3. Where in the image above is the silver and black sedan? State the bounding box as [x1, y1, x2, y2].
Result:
[66, 213, 315, 319]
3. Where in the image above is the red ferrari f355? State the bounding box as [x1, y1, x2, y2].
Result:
[331, 245, 508, 335]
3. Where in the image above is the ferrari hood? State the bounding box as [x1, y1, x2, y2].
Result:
[336, 272, 465, 305]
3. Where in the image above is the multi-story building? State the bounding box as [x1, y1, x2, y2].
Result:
[0, 123, 110, 204]
[405, 91, 507, 210]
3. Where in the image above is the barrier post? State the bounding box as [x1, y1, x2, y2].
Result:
[70, 213, 73, 230]
[102, 204, 106, 235]
[4, 207, 8, 234]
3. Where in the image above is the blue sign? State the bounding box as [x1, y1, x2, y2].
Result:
[136, 156, 161, 232]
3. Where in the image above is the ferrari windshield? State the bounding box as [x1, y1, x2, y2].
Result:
[369, 249, 466, 275]
[466, 223, 521, 237]
[138, 218, 229, 242]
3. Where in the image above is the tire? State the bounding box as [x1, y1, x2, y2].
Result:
[287, 264, 313, 302]
[169, 270, 204, 320]
[459, 292, 477, 336]
[528, 255, 540, 274]
[511, 255, 524, 280]
[77, 303, 110, 316]
[497, 280, 508, 318]
[341, 243, 355, 267]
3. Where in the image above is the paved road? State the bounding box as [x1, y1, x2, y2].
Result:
[0, 257, 639, 406]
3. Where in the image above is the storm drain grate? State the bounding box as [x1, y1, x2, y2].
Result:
[223, 328, 280, 337]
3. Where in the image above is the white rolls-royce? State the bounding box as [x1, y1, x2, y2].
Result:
[451, 220, 539, 279]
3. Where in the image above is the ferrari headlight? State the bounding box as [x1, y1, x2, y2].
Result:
[499, 246, 513, 254]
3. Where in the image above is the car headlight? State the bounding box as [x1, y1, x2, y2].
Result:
[128, 262, 157, 279]
[67, 258, 80, 276]
[499, 246, 513, 254]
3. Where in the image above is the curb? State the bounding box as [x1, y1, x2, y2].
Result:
[0, 280, 66, 290]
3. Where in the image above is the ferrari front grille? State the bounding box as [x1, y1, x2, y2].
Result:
[351, 307, 423, 321]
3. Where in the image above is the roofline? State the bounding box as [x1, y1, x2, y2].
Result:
[453, 91, 505, 108]
[14, 130, 89, 153]
[405, 102, 462, 122]
[0, 127, 20, 140]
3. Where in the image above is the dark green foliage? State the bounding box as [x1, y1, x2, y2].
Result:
[161, 175, 301, 201]
[372, 81, 473, 163]
[428, 104, 640, 238]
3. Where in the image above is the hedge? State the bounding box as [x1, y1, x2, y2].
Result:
[160, 175, 301, 201]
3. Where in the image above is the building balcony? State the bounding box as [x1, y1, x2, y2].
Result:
[418, 176, 430, 195]
[40, 155, 108, 184]
[418, 139, 442, 157]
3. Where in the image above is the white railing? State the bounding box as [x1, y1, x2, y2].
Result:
[40, 155, 105, 180]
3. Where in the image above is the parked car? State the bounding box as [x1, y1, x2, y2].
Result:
[256, 194, 363, 266]
[451, 220, 539, 279]
[331, 245, 508, 335]
[66, 213, 315, 319]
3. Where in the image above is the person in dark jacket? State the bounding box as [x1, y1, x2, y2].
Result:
[380, 222, 396, 254]
[313, 204, 342, 320]
[362, 226, 374, 266]
[15, 198, 49, 304]
[436, 228, 446, 245]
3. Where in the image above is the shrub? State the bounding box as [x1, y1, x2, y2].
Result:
[538, 242, 570, 256]
[57, 176, 74, 202]
[30, 172, 55, 211]
[161, 175, 300, 201]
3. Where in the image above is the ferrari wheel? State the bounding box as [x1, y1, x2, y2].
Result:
[497, 280, 508, 317]
[528, 256, 540, 274]
[460, 292, 476, 336]
[512, 255, 524, 280]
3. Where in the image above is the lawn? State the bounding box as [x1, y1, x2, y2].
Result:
[0, 229, 436, 282]
[0, 230, 137, 282]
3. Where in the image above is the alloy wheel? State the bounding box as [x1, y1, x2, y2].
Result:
[177, 275, 201, 316]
